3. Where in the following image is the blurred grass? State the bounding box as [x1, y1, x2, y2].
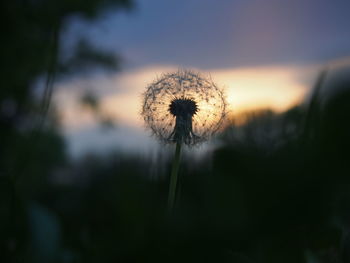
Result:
[2, 67, 350, 262]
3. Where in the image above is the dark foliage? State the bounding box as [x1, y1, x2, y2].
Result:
[2, 67, 350, 262]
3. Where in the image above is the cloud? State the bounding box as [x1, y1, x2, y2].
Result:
[67, 0, 350, 69]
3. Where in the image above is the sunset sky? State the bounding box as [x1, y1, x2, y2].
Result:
[56, 0, 350, 157]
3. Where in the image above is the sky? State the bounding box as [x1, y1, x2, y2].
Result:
[56, 0, 350, 157]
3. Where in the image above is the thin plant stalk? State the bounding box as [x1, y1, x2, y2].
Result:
[168, 142, 182, 212]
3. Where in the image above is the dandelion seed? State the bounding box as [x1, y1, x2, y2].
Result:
[141, 69, 227, 146]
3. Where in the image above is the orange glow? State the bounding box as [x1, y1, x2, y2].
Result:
[55, 65, 309, 131]
[211, 66, 307, 116]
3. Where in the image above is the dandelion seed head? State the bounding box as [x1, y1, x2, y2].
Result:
[141, 69, 227, 145]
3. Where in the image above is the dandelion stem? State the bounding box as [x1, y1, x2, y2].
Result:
[168, 142, 182, 212]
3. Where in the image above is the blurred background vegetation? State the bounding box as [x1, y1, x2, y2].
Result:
[1, 0, 350, 263]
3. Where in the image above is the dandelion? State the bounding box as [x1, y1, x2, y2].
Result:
[142, 70, 226, 146]
[141, 69, 227, 211]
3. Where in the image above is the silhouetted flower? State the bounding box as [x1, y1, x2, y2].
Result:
[142, 70, 227, 145]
